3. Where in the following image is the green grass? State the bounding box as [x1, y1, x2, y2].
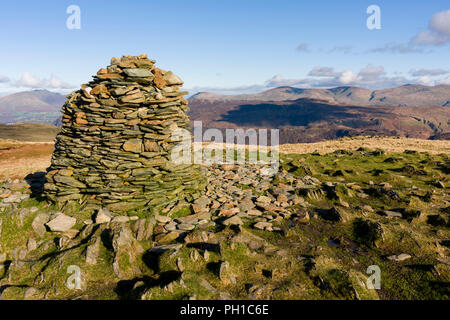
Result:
[0, 148, 448, 300]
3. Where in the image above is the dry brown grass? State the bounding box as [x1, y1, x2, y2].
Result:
[200, 136, 450, 155]
[279, 136, 450, 155]
[0, 136, 448, 181]
[0, 139, 53, 180]
[0, 123, 59, 142]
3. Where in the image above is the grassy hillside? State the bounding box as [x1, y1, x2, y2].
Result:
[0, 140, 448, 300]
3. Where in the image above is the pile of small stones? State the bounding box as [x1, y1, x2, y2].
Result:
[4, 159, 431, 238]
[0, 179, 30, 210]
[150, 162, 315, 241]
[43, 54, 206, 212]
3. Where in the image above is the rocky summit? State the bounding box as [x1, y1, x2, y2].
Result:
[0, 147, 449, 300]
[43, 54, 206, 213]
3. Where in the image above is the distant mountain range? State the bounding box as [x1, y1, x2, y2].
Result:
[188, 97, 450, 143]
[188, 84, 450, 143]
[0, 85, 449, 143]
[190, 84, 450, 107]
[0, 89, 65, 124]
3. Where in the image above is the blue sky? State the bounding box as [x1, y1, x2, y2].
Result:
[0, 0, 449, 95]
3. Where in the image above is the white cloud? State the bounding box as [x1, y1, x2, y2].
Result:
[265, 64, 450, 90]
[265, 65, 410, 89]
[0, 75, 9, 83]
[296, 43, 309, 52]
[409, 68, 448, 77]
[412, 10, 450, 46]
[14, 72, 75, 89]
[429, 9, 450, 35]
[338, 70, 359, 84]
[308, 66, 339, 77]
[436, 76, 450, 85]
[416, 76, 434, 85]
[358, 65, 385, 79]
[187, 84, 266, 96]
[48, 75, 73, 89]
[16, 72, 44, 87]
[412, 30, 450, 46]
[265, 74, 314, 87]
[369, 10, 450, 53]
[328, 45, 353, 54]
[188, 64, 450, 96]
[368, 43, 425, 54]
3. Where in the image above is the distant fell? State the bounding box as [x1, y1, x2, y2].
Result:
[190, 84, 450, 107]
[0, 89, 65, 124]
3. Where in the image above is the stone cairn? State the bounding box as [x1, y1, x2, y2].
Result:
[44, 54, 206, 212]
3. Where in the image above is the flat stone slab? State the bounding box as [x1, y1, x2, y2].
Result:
[222, 215, 243, 226]
[148, 244, 183, 254]
[123, 68, 153, 78]
[388, 253, 412, 262]
[45, 213, 77, 232]
[383, 210, 403, 218]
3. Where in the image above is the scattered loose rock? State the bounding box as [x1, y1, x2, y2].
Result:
[222, 215, 243, 226]
[95, 208, 112, 224]
[45, 213, 77, 232]
[388, 253, 412, 262]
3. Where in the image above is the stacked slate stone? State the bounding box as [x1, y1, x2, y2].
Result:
[44, 54, 206, 212]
